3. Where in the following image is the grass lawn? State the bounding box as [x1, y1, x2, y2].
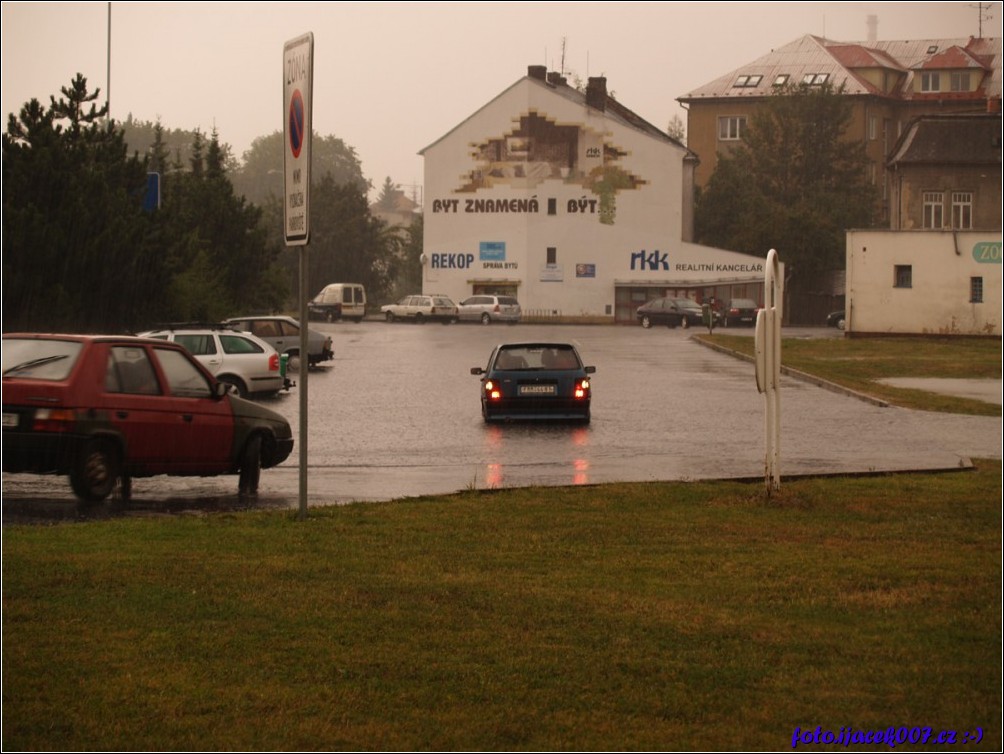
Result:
[694, 334, 1001, 416]
[3, 461, 1001, 751]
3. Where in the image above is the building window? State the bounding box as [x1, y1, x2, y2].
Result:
[951, 191, 973, 229]
[546, 247, 557, 265]
[718, 116, 746, 141]
[733, 74, 762, 88]
[970, 277, 984, 303]
[923, 191, 944, 229]
[802, 73, 829, 85]
[772, 74, 789, 87]
[894, 265, 913, 288]
[868, 115, 878, 140]
[547, 198, 557, 215]
[921, 72, 941, 92]
[950, 72, 971, 91]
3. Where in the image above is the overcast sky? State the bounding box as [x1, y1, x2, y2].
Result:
[2, 2, 998, 199]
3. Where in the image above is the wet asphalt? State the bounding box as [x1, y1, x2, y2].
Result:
[2, 323, 1000, 520]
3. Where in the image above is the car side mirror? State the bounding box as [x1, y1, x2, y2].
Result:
[584, 366, 596, 374]
[214, 381, 235, 398]
[470, 367, 485, 375]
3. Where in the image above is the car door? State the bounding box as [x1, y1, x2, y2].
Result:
[148, 345, 234, 472]
[174, 332, 221, 376]
[101, 344, 208, 474]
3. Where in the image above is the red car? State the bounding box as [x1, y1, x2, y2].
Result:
[2, 333, 294, 504]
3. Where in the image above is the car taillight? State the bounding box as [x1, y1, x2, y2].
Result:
[269, 353, 279, 372]
[484, 380, 502, 401]
[32, 408, 77, 432]
[574, 379, 591, 400]
[493, 304, 500, 312]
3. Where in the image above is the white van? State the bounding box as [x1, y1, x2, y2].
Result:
[308, 283, 367, 322]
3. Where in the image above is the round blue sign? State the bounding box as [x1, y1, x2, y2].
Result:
[288, 89, 305, 158]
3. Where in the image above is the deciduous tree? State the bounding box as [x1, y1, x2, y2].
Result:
[694, 82, 879, 279]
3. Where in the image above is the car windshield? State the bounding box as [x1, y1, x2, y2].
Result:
[495, 346, 580, 371]
[2, 338, 82, 380]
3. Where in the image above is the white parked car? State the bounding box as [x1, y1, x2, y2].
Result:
[138, 325, 289, 398]
[457, 295, 521, 324]
[380, 294, 458, 323]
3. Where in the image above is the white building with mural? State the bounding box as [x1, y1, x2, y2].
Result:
[420, 66, 774, 323]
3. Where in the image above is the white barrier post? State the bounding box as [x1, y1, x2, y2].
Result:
[754, 249, 783, 493]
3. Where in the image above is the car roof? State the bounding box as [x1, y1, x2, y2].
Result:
[4, 332, 176, 346]
[495, 342, 579, 350]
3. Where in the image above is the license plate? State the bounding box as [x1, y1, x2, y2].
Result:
[519, 384, 556, 396]
[2, 412, 18, 428]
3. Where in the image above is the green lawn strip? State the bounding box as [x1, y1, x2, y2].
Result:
[696, 334, 1002, 416]
[3, 462, 1000, 750]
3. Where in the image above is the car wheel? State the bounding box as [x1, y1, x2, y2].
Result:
[641, 316, 652, 329]
[326, 311, 335, 323]
[681, 317, 690, 330]
[70, 438, 119, 503]
[219, 375, 248, 398]
[385, 312, 395, 322]
[238, 434, 262, 497]
[838, 318, 846, 331]
[481, 313, 491, 325]
[414, 313, 425, 324]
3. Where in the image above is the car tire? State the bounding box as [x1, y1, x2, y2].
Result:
[219, 375, 247, 398]
[385, 312, 395, 322]
[70, 438, 119, 503]
[326, 311, 335, 323]
[481, 313, 491, 325]
[414, 313, 425, 324]
[238, 434, 262, 497]
[641, 316, 652, 329]
[838, 318, 846, 331]
[681, 318, 690, 330]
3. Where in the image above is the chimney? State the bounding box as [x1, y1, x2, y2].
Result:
[586, 77, 607, 111]
[867, 15, 878, 43]
[528, 65, 547, 82]
[546, 71, 567, 86]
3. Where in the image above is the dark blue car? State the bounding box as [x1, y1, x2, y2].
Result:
[470, 342, 595, 423]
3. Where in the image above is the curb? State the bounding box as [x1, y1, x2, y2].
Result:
[691, 336, 891, 408]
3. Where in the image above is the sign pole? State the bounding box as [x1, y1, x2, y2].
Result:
[754, 249, 783, 494]
[283, 32, 314, 519]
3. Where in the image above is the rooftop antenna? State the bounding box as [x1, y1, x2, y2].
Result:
[970, 2, 994, 38]
[560, 36, 567, 77]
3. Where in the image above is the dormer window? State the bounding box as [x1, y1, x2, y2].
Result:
[802, 73, 829, 85]
[733, 74, 763, 88]
[950, 72, 972, 91]
[773, 74, 790, 87]
[921, 72, 941, 92]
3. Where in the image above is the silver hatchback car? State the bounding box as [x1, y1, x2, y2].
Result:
[457, 295, 522, 325]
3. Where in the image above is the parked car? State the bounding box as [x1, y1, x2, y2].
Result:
[222, 315, 334, 366]
[139, 325, 289, 398]
[470, 342, 595, 423]
[636, 297, 713, 329]
[2, 333, 294, 503]
[826, 310, 846, 330]
[720, 298, 760, 327]
[381, 294, 459, 323]
[308, 283, 367, 322]
[457, 294, 522, 324]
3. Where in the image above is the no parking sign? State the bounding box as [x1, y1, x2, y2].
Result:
[283, 32, 313, 245]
